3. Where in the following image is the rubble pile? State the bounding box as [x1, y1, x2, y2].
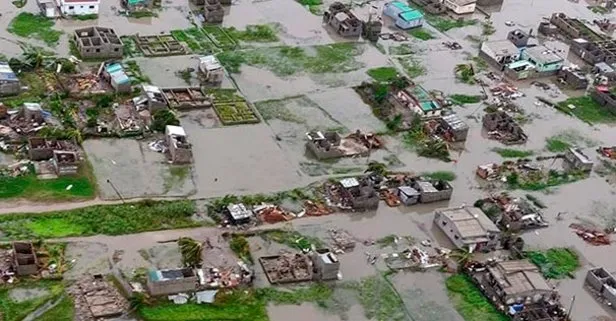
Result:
[477, 193, 548, 231]
[259, 253, 313, 284]
[255, 204, 293, 224]
[0, 248, 14, 284]
[383, 246, 443, 271]
[490, 82, 524, 99]
[569, 223, 611, 245]
[597, 146, 616, 159]
[69, 276, 129, 321]
[328, 229, 355, 251]
[304, 200, 333, 216]
[199, 262, 252, 289]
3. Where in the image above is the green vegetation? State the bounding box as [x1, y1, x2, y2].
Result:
[152, 109, 180, 132]
[422, 171, 457, 181]
[446, 275, 508, 321]
[179, 237, 204, 267]
[454, 63, 476, 84]
[482, 21, 496, 36]
[203, 26, 238, 50]
[346, 275, 407, 321]
[0, 171, 95, 201]
[8, 13, 62, 46]
[73, 14, 98, 20]
[556, 96, 616, 124]
[389, 43, 414, 56]
[506, 169, 586, 191]
[171, 28, 217, 54]
[213, 101, 260, 125]
[449, 94, 482, 105]
[128, 10, 158, 18]
[298, 0, 322, 14]
[0, 280, 65, 321]
[526, 248, 580, 279]
[492, 148, 534, 158]
[367, 67, 398, 82]
[259, 229, 323, 251]
[230, 235, 253, 264]
[426, 16, 477, 32]
[403, 118, 451, 162]
[225, 24, 278, 43]
[397, 56, 425, 78]
[589, 5, 609, 14]
[408, 28, 434, 40]
[124, 60, 151, 84]
[35, 296, 74, 321]
[525, 194, 547, 209]
[545, 137, 571, 152]
[217, 43, 365, 76]
[11, 0, 27, 8]
[0, 200, 198, 239]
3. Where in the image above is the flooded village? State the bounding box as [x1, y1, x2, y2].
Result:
[2, 0, 616, 320]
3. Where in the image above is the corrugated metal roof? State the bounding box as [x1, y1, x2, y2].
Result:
[390, 1, 410, 11]
[0, 62, 18, 82]
[399, 9, 423, 22]
[110, 70, 130, 84]
[442, 113, 468, 131]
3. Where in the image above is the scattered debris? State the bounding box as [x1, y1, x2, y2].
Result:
[569, 223, 611, 245]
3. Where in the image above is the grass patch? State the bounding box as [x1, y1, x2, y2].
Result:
[230, 235, 253, 264]
[35, 296, 74, 321]
[397, 57, 425, 78]
[367, 67, 398, 82]
[128, 10, 158, 18]
[259, 229, 323, 251]
[72, 14, 98, 20]
[0, 280, 65, 321]
[446, 274, 508, 321]
[426, 16, 477, 32]
[346, 275, 407, 321]
[506, 170, 587, 191]
[408, 28, 434, 40]
[0, 173, 95, 201]
[0, 200, 198, 239]
[225, 24, 278, 43]
[389, 43, 414, 56]
[556, 96, 616, 124]
[481, 21, 496, 36]
[213, 101, 260, 125]
[545, 137, 571, 153]
[526, 248, 580, 279]
[170, 28, 217, 54]
[203, 26, 238, 50]
[492, 148, 534, 158]
[8, 13, 62, 46]
[217, 43, 365, 75]
[422, 170, 456, 181]
[449, 94, 482, 105]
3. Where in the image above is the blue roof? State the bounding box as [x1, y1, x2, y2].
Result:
[391, 1, 411, 11]
[105, 63, 123, 74]
[110, 70, 130, 84]
[399, 9, 423, 22]
[420, 101, 435, 111]
[0, 62, 18, 82]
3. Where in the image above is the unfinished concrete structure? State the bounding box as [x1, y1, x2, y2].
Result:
[134, 34, 188, 57]
[398, 186, 420, 205]
[147, 268, 198, 296]
[482, 111, 527, 145]
[226, 203, 253, 225]
[411, 179, 453, 203]
[478, 193, 548, 232]
[590, 86, 616, 114]
[259, 254, 313, 284]
[323, 2, 363, 38]
[558, 68, 589, 90]
[507, 29, 531, 48]
[140, 85, 168, 111]
[362, 17, 383, 42]
[436, 113, 469, 142]
[338, 177, 379, 210]
[203, 0, 224, 23]
[28, 137, 64, 161]
[571, 38, 616, 65]
[311, 249, 340, 281]
[22, 102, 44, 123]
[585, 267, 616, 308]
[165, 125, 192, 164]
[74, 27, 123, 59]
[69, 276, 128, 319]
[162, 87, 212, 110]
[12, 242, 38, 276]
[305, 131, 376, 160]
[434, 206, 501, 252]
[53, 150, 80, 175]
[476, 260, 558, 305]
[563, 147, 594, 172]
[479, 40, 520, 70]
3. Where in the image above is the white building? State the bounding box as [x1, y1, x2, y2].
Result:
[198, 55, 224, 85]
[434, 206, 501, 252]
[59, 0, 100, 16]
[442, 0, 476, 14]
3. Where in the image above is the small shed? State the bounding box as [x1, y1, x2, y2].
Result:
[397, 186, 419, 205]
[105, 63, 131, 93]
[226, 203, 253, 224]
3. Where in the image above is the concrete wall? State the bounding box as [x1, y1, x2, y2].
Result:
[61, 1, 99, 15]
[443, 0, 475, 14]
[591, 88, 616, 114]
[147, 276, 198, 296]
[0, 82, 21, 96]
[434, 211, 466, 249]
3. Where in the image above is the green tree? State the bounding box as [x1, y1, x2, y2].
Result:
[454, 63, 475, 83]
[178, 237, 203, 267]
[365, 161, 388, 176]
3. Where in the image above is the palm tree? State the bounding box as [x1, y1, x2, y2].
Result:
[450, 248, 473, 271]
[178, 237, 203, 267]
[21, 45, 55, 69]
[365, 161, 388, 177]
[454, 63, 475, 84]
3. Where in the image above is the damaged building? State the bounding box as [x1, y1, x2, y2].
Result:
[477, 194, 548, 232]
[226, 203, 254, 225]
[139, 84, 168, 111]
[74, 27, 123, 59]
[165, 125, 192, 164]
[69, 275, 129, 320]
[199, 55, 225, 85]
[557, 68, 589, 90]
[479, 40, 520, 70]
[311, 249, 341, 281]
[203, 0, 225, 23]
[411, 179, 453, 203]
[563, 147, 594, 172]
[12, 242, 38, 276]
[147, 268, 199, 296]
[585, 267, 616, 308]
[389, 85, 442, 118]
[305, 130, 379, 160]
[434, 206, 501, 252]
[425, 113, 469, 142]
[53, 150, 80, 176]
[323, 2, 363, 38]
[0, 61, 21, 97]
[27, 138, 80, 176]
[337, 177, 380, 211]
[482, 111, 527, 145]
[505, 45, 564, 80]
[103, 63, 132, 93]
[162, 87, 212, 110]
[590, 86, 616, 114]
[259, 254, 313, 284]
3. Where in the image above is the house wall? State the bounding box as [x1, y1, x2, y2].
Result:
[76, 37, 123, 59]
[306, 141, 344, 160]
[146, 276, 198, 296]
[476, 0, 502, 5]
[591, 88, 616, 114]
[434, 212, 466, 249]
[443, 1, 476, 14]
[586, 268, 612, 292]
[0, 81, 21, 96]
[61, 1, 99, 15]
[419, 189, 452, 203]
[395, 17, 423, 30]
[397, 190, 419, 205]
[169, 144, 192, 164]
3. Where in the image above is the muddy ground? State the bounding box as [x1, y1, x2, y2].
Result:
[2, 0, 616, 320]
